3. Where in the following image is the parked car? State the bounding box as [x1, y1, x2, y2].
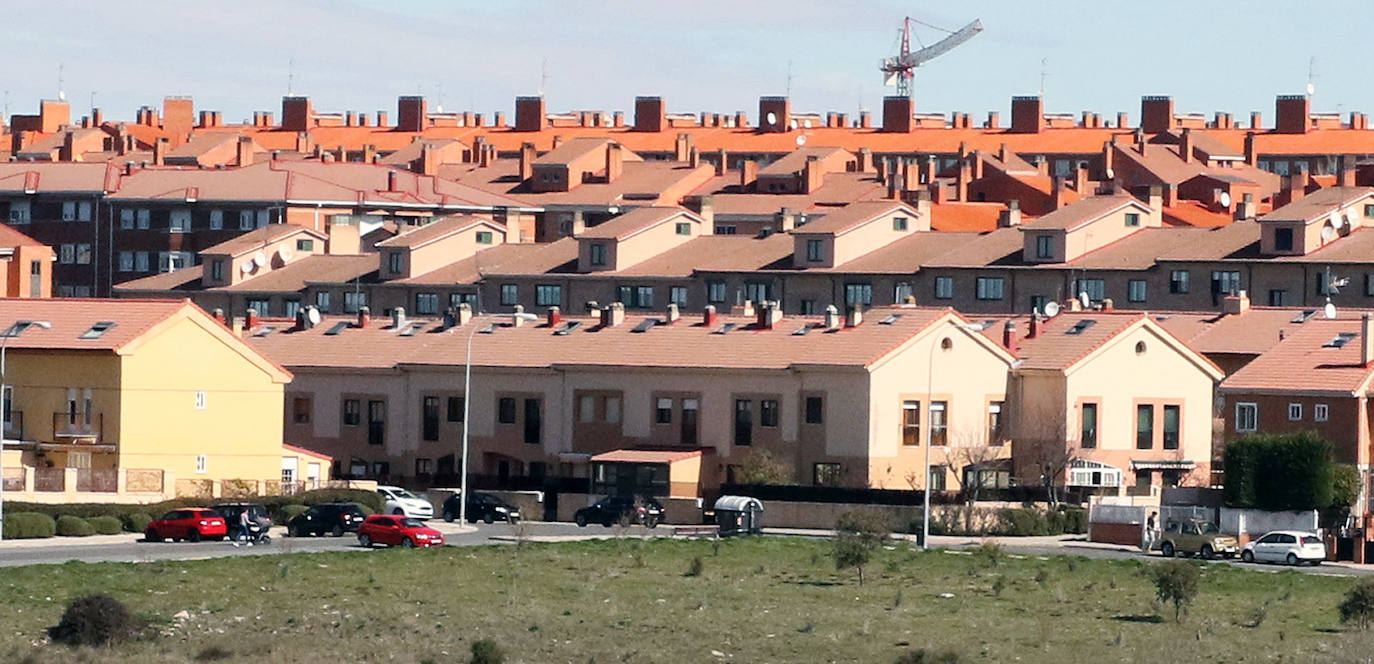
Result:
[145, 508, 227, 542]
[377, 485, 434, 519]
[1241, 530, 1326, 566]
[1159, 518, 1239, 559]
[574, 495, 664, 528]
[212, 502, 272, 540]
[286, 502, 367, 537]
[356, 514, 444, 548]
[442, 492, 521, 524]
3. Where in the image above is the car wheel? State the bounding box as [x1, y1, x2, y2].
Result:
[1287, 553, 1298, 566]
[392, 508, 405, 516]
[401, 538, 415, 548]
[1161, 541, 1175, 558]
[359, 534, 373, 548]
[1241, 550, 1254, 563]
[1200, 544, 1214, 560]
[287, 525, 298, 538]
[483, 514, 495, 524]
[145, 528, 162, 543]
[645, 516, 660, 529]
[331, 525, 344, 537]
[575, 514, 588, 527]
[443, 511, 455, 523]
[187, 530, 202, 543]
[603, 519, 616, 528]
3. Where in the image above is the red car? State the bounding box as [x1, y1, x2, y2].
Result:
[145, 508, 227, 542]
[356, 514, 444, 548]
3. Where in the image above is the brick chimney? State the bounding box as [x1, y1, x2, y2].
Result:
[519, 142, 535, 181]
[1002, 319, 1019, 354]
[1243, 132, 1258, 167]
[605, 142, 623, 182]
[703, 304, 719, 328]
[858, 111, 871, 128]
[1234, 192, 1257, 221]
[281, 96, 313, 132]
[152, 137, 167, 166]
[600, 302, 625, 327]
[757, 96, 790, 133]
[1115, 111, 1129, 129]
[998, 200, 1022, 227]
[882, 96, 913, 133]
[1028, 314, 1041, 338]
[1275, 94, 1310, 134]
[740, 160, 758, 190]
[515, 96, 545, 132]
[674, 133, 692, 162]
[1179, 128, 1194, 163]
[756, 301, 783, 329]
[1364, 313, 1374, 366]
[1010, 96, 1044, 133]
[802, 155, 823, 194]
[844, 306, 864, 328]
[419, 143, 439, 176]
[734, 110, 748, 128]
[714, 148, 729, 176]
[1249, 111, 1263, 130]
[397, 96, 427, 132]
[356, 306, 370, 328]
[245, 308, 261, 330]
[1222, 290, 1251, 315]
[237, 135, 255, 166]
[634, 96, 665, 132]
[1140, 95, 1175, 134]
[856, 148, 872, 173]
[986, 111, 1000, 129]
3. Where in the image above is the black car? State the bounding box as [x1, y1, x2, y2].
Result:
[442, 492, 521, 524]
[574, 495, 664, 528]
[286, 502, 367, 537]
[212, 503, 272, 539]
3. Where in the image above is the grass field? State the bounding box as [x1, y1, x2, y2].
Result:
[2, 536, 1372, 663]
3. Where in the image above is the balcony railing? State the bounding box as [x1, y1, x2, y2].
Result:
[52, 412, 103, 442]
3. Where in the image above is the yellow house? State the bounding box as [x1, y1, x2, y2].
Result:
[0, 298, 321, 502]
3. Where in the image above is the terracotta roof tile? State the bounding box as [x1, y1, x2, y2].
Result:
[375, 214, 501, 249]
[1221, 317, 1374, 394]
[1020, 194, 1141, 231]
[0, 297, 190, 352]
[793, 200, 913, 236]
[578, 206, 692, 240]
[202, 224, 324, 257]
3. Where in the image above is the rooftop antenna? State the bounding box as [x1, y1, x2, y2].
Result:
[538, 58, 549, 97]
[57, 63, 65, 101]
[786, 59, 794, 98]
[287, 58, 294, 95]
[880, 16, 983, 101]
[3, 90, 9, 119]
[436, 82, 444, 113]
[1039, 58, 1049, 97]
[1306, 56, 1317, 99]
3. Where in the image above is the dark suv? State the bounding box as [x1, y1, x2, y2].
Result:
[574, 495, 663, 528]
[212, 503, 272, 539]
[442, 492, 521, 524]
[286, 503, 367, 537]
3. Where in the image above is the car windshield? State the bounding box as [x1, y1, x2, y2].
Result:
[389, 488, 420, 500]
[399, 518, 425, 528]
[1198, 522, 1219, 534]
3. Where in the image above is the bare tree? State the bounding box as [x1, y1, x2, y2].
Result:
[1013, 402, 1080, 507]
[941, 429, 1009, 533]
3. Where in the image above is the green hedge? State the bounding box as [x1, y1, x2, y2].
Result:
[5, 488, 385, 529]
[4, 512, 56, 539]
[277, 504, 310, 523]
[915, 506, 1087, 537]
[56, 515, 95, 537]
[1224, 432, 1334, 510]
[123, 513, 154, 533]
[87, 516, 124, 535]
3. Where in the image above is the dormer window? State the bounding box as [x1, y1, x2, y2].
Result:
[1125, 212, 1140, 227]
[475, 231, 493, 244]
[893, 217, 908, 231]
[210, 260, 224, 282]
[1035, 235, 1053, 259]
[388, 252, 403, 274]
[806, 239, 824, 262]
[296, 239, 314, 252]
[1275, 227, 1294, 251]
[589, 243, 606, 266]
[675, 222, 691, 236]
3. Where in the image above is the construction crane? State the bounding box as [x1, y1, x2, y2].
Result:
[881, 16, 983, 100]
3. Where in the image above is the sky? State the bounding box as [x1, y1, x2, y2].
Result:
[3, 0, 1373, 125]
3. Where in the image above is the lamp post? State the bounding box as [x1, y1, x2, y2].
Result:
[457, 311, 536, 526]
[921, 321, 982, 551]
[0, 320, 51, 542]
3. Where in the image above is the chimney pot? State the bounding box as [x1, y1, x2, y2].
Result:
[824, 305, 841, 330]
[457, 303, 473, 326]
[703, 304, 719, 328]
[844, 306, 863, 328]
[391, 307, 407, 329]
[1222, 290, 1252, 315]
[357, 306, 371, 329]
[512, 304, 526, 327]
[666, 303, 680, 324]
[547, 306, 562, 327]
[245, 308, 260, 329]
[1002, 319, 1019, 354]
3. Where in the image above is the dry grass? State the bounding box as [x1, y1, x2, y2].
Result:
[0, 537, 1367, 663]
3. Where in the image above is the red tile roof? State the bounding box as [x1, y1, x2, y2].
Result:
[1221, 317, 1374, 395]
[578, 207, 693, 240]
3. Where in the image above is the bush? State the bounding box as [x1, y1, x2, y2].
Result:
[895, 648, 960, 663]
[55, 515, 95, 537]
[834, 508, 891, 586]
[999, 509, 1048, 536]
[1224, 432, 1334, 510]
[1148, 560, 1200, 623]
[294, 488, 384, 513]
[47, 594, 142, 646]
[684, 556, 704, 577]
[733, 449, 793, 485]
[123, 512, 154, 533]
[469, 638, 505, 664]
[1057, 507, 1088, 534]
[87, 515, 124, 535]
[1340, 578, 1374, 630]
[275, 504, 310, 523]
[3, 512, 56, 539]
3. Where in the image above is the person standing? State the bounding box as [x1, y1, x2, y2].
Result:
[1143, 511, 1159, 552]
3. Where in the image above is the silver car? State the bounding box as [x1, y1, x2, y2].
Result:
[1240, 530, 1326, 566]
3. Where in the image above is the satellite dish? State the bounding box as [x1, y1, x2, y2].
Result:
[1104, 167, 1115, 180]
[765, 111, 777, 126]
[1218, 191, 1232, 208]
[1043, 301, 1062, 318]
[253, 252, 268, 269]
[803, 119, 813, 129]
[1306, 82, 1316, 97]
[240, 262, 253, 275]
[306, 307, 321, 326]
[1321, 223, 1337, 242]
[1324, 301, 1337, 319]
[1078, 291, 1091, 308]
[277, 247, 293, 262]
[789, 119, 799, 130]
[795, 135, 807, 147]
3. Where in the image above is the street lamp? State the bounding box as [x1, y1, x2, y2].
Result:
[456, 311, 536, 525]
[921, 321, 984, 551]
[0, 320, 51, 542]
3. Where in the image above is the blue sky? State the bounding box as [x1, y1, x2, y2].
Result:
[2, 0, 1370, 125]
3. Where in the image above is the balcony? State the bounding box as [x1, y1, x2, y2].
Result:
[52, 411, 103, 443]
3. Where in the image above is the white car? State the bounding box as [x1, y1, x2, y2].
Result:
[1240, 530, 1326, 566]
[377, 485, 434, 520]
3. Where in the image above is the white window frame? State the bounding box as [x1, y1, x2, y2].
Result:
[119, 208, 134, 229]
[136, 208, 151, 229]
[58, 244, 75, 264]
[1236, 402, 1258, 432]
[194, 391, 207, 410]
[195, 454, 208, 474]
[209, 210, 224, 230]
[61, 201, 76, 221]
[1288, 403, 1302, 421]
[1315, 403, 1329, 422]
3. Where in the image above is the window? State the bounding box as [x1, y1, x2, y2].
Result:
[1035, 235, 1053, 259]
[893, 216, 908, 231]
[675, 222, 691, 235]
[415, 293, 439, 315]
[1170, 270, 1190, 294]
[1163, 405, 1180, 450]
[523, 399, 542, 444]
[316, 291, 332, 313]
[805, 396, 824, 424]
[388, 252, 403, 274]
[1275, 227, 1294, 252]
[813, 463, 842, 486]
[934, 277, 954, 300]
[745, 282, 771, 304]
[987, 401, 1004, 444]
[297, 239, 314, 252]
[210, 260, 224, 281]
[500, 284, 518, 306]
[415, 458, 433, 476]
[169, 209, 191, 233]
[902, 400, 920, 445]
[929, 401, 947, 445]
[716, 225, 737, 235]
[209, 210, 224, 230]
[1288, 403, 1303, 421]
[117, 252, 134, 272]
[1128, 280, 1147, 303]
[636, 286, 654, 308]
[1235, 402, 1257, 432]
[8, 200, 30, 223]
[1366, 204, 1374, 218]
[292, 397, 311, 424]
[760, 399, 779, 427]
[59, 244, 75, 264]
[343, 399, 360, 426]
[62, 201, 76, 221]
[589, 243, 607, 266]
[1315, 403, 1329, 422]
[447, 396, 465, 422]
[247, 299, 269, 317]
[77, 201, 91, 221]
[422, 396, 440, 442]
[1136, 404, 1154, 449]
[159, 251, 193, 273]
[1124, 212, 1140, 227]
[256, 210, 270, 227]
[578, 395, 596, 423]
[1081, 403, 1098, 448]
[806, 239, 824, 262]
[799, 300, 816, 314]
[975, 277, 1004, 300]
[136, 209, 150, 229]
[604, 397, 621, 424]
[498, 397, 517, 424]
[1268, 289, 1287, 307]
[655, 398, 673, 424]
[535, 285, 561, 307]
[239, 210, 255, 230]
[734, 399, 752, 445]
[844, 283, 872, 306]
[475, 231, 493, 244]
[196, 455, 208, 474]
[367, 400, 386, 446]
[1075, 279, 1106, 302]
[135, 252, 150, 272]
[194, 391, 207, 410]
[118, 208, 134, 229]
[707, 281, 727, 303]
[449, 292, 476, 310]
[669, 286, 688, 306]
[893, 282, 912, 303]
[1211, 270, 1241, 296]
[928, 465, 948, 491]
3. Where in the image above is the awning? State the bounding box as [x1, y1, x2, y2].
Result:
[591, 449, 703, 464]
[1131, 459, 1196, 470]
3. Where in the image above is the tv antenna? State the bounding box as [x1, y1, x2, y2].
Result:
[1040, 58, 1049, 97]
[57, 63, 65, 101]
[538, 58, 549, 96]
[880, 16, 983, 100]
[1306, 56, 1317, 98]
[287, 58, 295, 95]
[786, 60, 795, 98]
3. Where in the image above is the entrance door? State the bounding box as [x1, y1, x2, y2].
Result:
[68, 451, 92, 469]
[680, 399, 699, 445]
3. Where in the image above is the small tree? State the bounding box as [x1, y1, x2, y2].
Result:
[1326, 464, 1361, 528]
[734, 448, 792, 485]
[1340, 578, 1374, 630]
[47, 594, 142, 647]
[1148, 561, 1200, 623]
[834, 508, 891, 585]
[469, 638, 505, 664]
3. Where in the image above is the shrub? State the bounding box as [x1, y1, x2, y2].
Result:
[47, 594, 142, 647]
[295, 488, 384, 513]
[3, 512, 55, 539]
[834, 508, 891, 586]
[123, 512, 154, 533]
[1340, 578, 1374, 630]
[684, 556, 704, 577]
[894, 648, 960, 663]
[1148, 560, 1200, 623]
[733, 449, 792, 485]
[55, 515, 95, 537]
[999, 508, 1048, 536]
[87, 516, 124, 535]
[1057, 507, 1088, 534]
[276, 504, 310, 523]
[1224, 432, 1334, 510]
[469, 638, 505, 664]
